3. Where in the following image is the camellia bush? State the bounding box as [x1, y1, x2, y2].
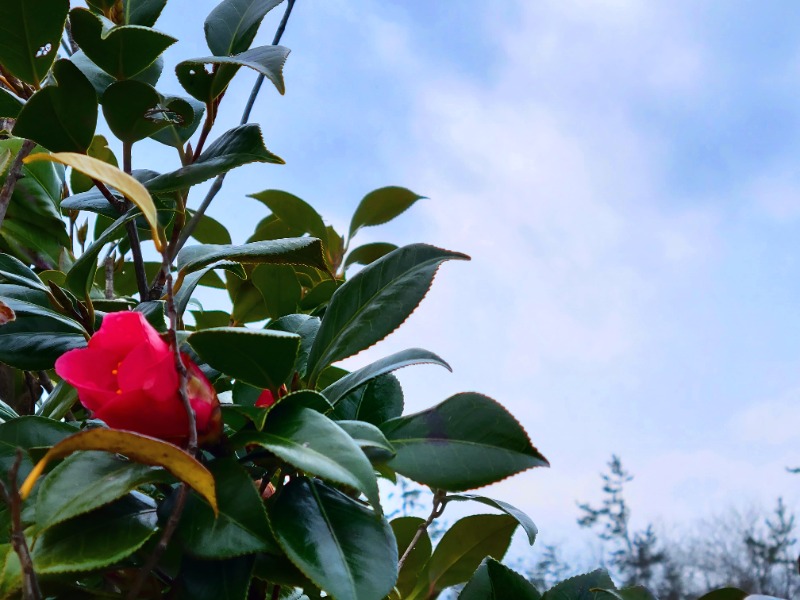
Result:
[0, 1, 781, 600]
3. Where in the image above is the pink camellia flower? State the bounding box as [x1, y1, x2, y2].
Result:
[255, 389, 276, 408]
[55, 311, 222, 447]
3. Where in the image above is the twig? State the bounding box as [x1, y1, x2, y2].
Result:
[168, 0, 297, 266]
[397, 489, 446, 572]
[0, 139, 36, 229]
[125, 484, 189, 600]
[36, 371, 53, 394]
[104, 252, 115, 299]
[0, 451, 42, 599]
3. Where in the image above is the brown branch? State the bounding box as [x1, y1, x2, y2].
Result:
[397, 489, 446, 573]
[0, 451, 42, 600]
[0, 139, 36, 229]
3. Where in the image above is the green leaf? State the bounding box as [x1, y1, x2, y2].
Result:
[150, 95, 205, 148]
[0, 416, 77, 481]
[381, 393, 549, 491]
[268, 477, 397, 600]
[0, 284, 49, 307]
[32, 494, 158, 574]
[145, 124, 284, 193]
[176, 458, 278, 558]
[0, 297, 87, 370]
[249, 189, 327, 241]
[331, 374, 404, 425]
[349, 186, 425, 239]
[69, 8, 176, 79]
[122, 0, 168, 26]
[392, 516, 432, 598]
[542, 570, 616, 600]
[0, 254, 47, 292]
[336, 420, 395, 463]
[205, 0, 284, 56]
[696, 589, 749, 600]
[65, 207, 140, 297]
[592, 587, 659, 600]
[0, 0, 68, 86]
[175, 262, 245, 317]
[12, 59, 97, 153]
[0, 400, 19, 423]
[266, 313, 320, 378]
[189, 327, 300, 390]
[70, 49, 164, 96]
[322, 348, 450, 405]
[177, 237, 327, 277]
[344, 242, 398, 270]
[306, 244, 468, 384]
[459, 557, 542, 600]
[298, 279, 338, 312]
[251, 263, 301, 319]
[0, 89, 23, 119]
[36, 381, 77, 420]
[227, 275, 269, 324]
[445, 494, 537, 545]
[421, 514, 517, 597]
[36, 450, 167, 529]
[187, 211, 231, 245]
[102, 80, 193, 143]
[233, 404, 381, 511]
[175, 554, 256, 600]
[176, 45, 290, 103]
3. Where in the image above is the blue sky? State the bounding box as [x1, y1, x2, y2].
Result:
[127, 0, 800, 552]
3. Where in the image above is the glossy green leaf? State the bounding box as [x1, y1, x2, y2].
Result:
[36, 381, 78, 420]
[344, 242, 399, 270]
[69, 134, 119, 194]
[336, 420, 395, 463]
[69, 8, 176, 79]
[267, 313, 321, 378]
[249, 189, 327, 241]
[176, 459, 277, 558]
[175, 262, 245, 317]
[36, 450, 167, 529]
[0, 543, 21, 598]
[12, 59, 97, 153]
[592, 587, 659, 600]
[420, 514, 517, 598]
[253, 553, 318, 590]
[177, 237, 326, 278]
[268, 477, 397, 600]
[102, 80, 192, 143]
[228, 276, 269, 323]
[445, 494, 537, 545]
[322, 348, 450, 405]
[459, 557, 542, 600]
[150, 94, 205, 148]
[65, 207, 139, 297]
[187, 211, 231, 245]
[381, 393, 549, 491]
[70, 49, 164, 96]
[542, 570, 616, 600]
[145, 124, 284, 193]
[0, 284, 50, 307]
[123, 0, 168, 26]
[0, 297, 87, 370]
[0, 254, 47, 292]
[333, 373, 404, 425]
[189, 327, 300, 390]
[205, 0, 284, 56]
[306, 244, 468, 384]
[0, 0, 68, 86]
[392, 516, 432, 598]
[0, 400, 19, 423]
[32, 494, 158, 573]
[0, 417, 78, 481]
[175, 554, 256, 600]
[251, 263, 301, 319]
[233, 403, 380, 511]
[349, 186, 425, 238]
[0, 89, 23, 119]
[176, 45, 290, 102]
[696, 589, 748, 600]
[299, 279, 338, 311]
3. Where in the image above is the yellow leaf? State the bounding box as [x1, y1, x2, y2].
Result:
[19, 428, 217, 515]
[23, 152, 165, 251]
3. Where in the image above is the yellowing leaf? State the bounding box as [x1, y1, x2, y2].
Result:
[19, 428, 217, 514]
[23, 152, 164, 251]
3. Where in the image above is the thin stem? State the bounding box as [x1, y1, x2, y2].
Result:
[0, 451, 42, 600]
[397, 489, 446, 573]
[169, 0, 297, 265]
[36, 371, 53, 394]
[0, 140, 36, 229]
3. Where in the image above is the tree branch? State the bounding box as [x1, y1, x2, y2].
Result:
[0, 139, 36, 230]
[397, 489, 446, 572]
